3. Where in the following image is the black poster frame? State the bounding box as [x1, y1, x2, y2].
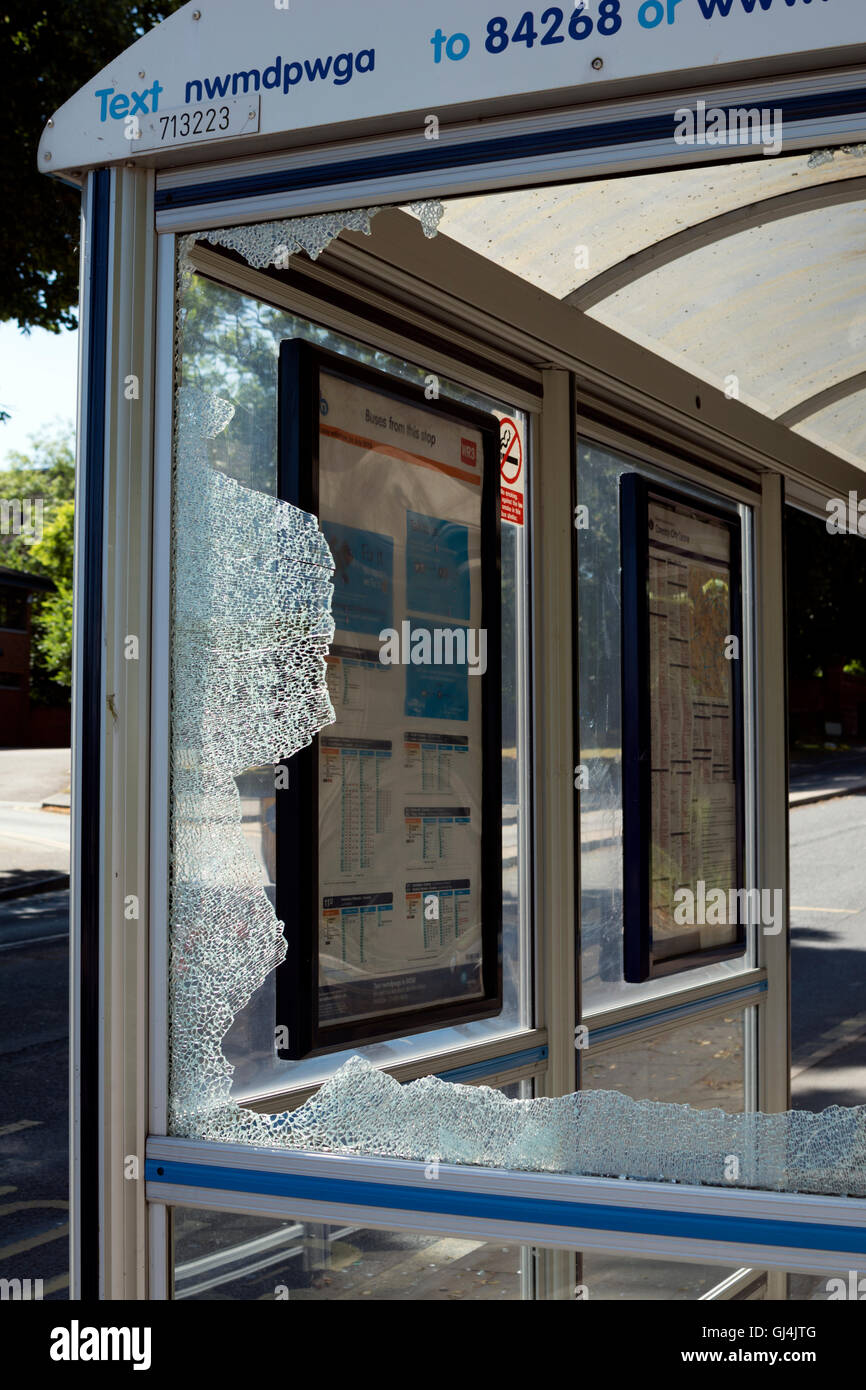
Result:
[620, 472, 747, 984]
[275, 339, 503, 1058]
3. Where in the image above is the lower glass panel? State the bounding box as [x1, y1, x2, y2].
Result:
[173, 1207, 532, 1301]
[173, 1206, 854, 1301]
[582, 1011, 746, 1111]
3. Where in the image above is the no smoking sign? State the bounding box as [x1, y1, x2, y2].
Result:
[496, 414, 525, 525]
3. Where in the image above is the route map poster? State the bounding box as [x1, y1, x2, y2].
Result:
[621, 476, 746, 983]
[276, 344, 502, 1055]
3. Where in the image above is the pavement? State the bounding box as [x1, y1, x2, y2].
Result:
[789, 745, 866, 806]
[0, 749, 71, 1300]
[0, 748, 70, 806]
[0, 910, 69, 1300]
[790, 792, 866, 1110]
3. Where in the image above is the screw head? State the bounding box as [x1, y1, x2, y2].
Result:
[138, 71, 146, 79]
[46, 117, 54, 128]
[43, 152, 51, 161]
[591, 56, 604, 70]
[192, 8, 201, 17]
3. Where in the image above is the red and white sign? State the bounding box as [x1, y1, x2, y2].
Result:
[460, 437, 477, 468]
[496, 414, 525, 526]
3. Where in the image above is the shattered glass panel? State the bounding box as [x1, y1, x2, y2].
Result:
[262, 1056, 866, 1197]
[178, 199, 443, 284]
[169, 208, 529, 1143]
[169, 382, 335, 1137]
[172, 266, 531, 1112]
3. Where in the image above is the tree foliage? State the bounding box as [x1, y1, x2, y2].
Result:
[1, 2, 184, 332]
[29, 500, 74, 686]
[0, 428, 75, 697]
[0, 427, 74, 568]
[785, 507, 866, 680]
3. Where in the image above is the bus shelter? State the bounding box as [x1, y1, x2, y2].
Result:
[40, 0, 866, 1300]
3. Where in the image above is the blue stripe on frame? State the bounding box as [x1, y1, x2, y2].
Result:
[80, 167, 111, 1303]
[589, 982, 768, 1047]
[146, 1160, 866, 1256]
[155, 86, 866, 213]
[436, 1045, 547, 1083]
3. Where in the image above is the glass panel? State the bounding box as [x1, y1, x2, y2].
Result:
[173, 1206, 531, 1301]
[179, 1205, 857, 1301]
[582, 1011, 746, 1112]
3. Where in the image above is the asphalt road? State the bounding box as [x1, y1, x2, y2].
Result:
[0, 892, 69, 1300]
[789, 747, 866, 804]
[0, 755, 71, 1301]
[790, 793, 866, 1110]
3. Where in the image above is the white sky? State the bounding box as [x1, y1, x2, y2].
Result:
[0, 321, 78, 467]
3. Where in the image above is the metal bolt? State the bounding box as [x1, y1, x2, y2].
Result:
[591, 57, 603, 70]
[46, 117, 54, 128]
[44, 152, 51, 161]
[138, 71, 146, 79]
[249, 110, 255, 120]
[192, 8, 201, 17]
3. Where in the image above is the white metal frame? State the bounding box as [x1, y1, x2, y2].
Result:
[147, 1138, 866, 1278]
[153, 65, 866, 234]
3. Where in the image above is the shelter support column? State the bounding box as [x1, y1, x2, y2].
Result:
[756, 470, 790, 1302]
[533, 369, 577, 1298]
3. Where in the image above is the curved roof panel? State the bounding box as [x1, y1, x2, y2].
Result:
[440, 148, 866, 469]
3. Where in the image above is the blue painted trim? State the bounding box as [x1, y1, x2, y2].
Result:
[436, 1045, 547, 1084]
[589, 981, 768, 1047]
[146, 1160, 866, 1255]
[79, 168, 111, 1304]
[156, 86, 866, 214]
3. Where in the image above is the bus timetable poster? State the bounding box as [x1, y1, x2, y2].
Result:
[620, 474, 747, 984]
[275, 343, 502, 1057]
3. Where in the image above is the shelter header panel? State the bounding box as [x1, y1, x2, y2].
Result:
[40, 0, 866, 174]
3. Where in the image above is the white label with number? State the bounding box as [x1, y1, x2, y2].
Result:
[138, 96, 260, 152]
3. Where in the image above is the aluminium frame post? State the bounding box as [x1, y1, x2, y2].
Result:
[73, 166, 157, 1298]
